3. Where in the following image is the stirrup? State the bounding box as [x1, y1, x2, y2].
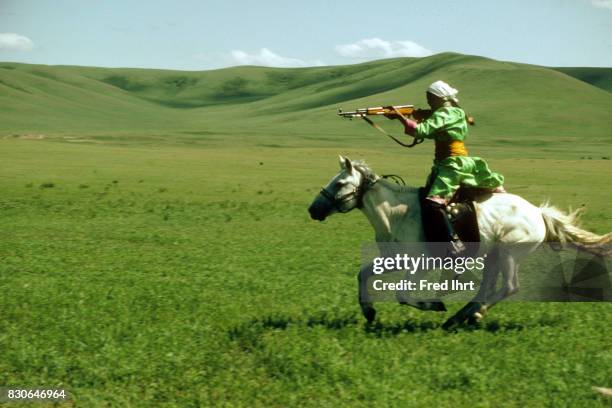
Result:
[449, 236, 466, 257]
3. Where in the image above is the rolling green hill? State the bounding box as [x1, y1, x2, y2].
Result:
[1, 53, 611, 153]
[553, 67, 612, 92]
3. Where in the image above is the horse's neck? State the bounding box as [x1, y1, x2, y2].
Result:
[360, 182, 422, 242]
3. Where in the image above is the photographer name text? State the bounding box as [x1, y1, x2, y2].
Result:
[372, 279, 476, 292]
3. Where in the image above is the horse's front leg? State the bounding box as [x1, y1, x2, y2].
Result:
[358, 262, 377, 323]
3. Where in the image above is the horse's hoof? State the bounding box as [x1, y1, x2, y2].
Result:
[442, 317, 460, 331]
[471, 305, 487, 320]
[415, 301, 447, 312]
[467, 313, 484, 326]
[467, 305, 487, 325]
[362, 306, 376, 323]
[432, 302, 447, 312]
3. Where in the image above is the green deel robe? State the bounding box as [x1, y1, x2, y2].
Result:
[414, 106, 505, 200]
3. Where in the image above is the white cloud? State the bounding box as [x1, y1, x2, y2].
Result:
[591, 0, 612, 11]
[227, 48, 324, 68]
[335, 38, 432, 60]
[0, 33, 34, 51]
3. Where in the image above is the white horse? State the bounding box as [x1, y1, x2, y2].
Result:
[308, 156, 611, 329]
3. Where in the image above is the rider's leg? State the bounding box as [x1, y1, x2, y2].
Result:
[421, 197, 466, 256]
[423, 162, 469, 255]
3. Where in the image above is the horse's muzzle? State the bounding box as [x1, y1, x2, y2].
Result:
[308, 203, 327, 221]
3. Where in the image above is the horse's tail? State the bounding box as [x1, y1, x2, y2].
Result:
[540, 203, 612, 255]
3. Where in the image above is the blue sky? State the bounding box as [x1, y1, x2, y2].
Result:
[1, 0, 611, 70]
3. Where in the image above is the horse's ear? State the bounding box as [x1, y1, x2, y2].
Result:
[345, 157, 353, 174]
[338, 155, 353, 174]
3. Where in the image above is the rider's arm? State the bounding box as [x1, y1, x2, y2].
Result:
[412, 108, 455, 139]
[388, 106, 419, 137]
[403, 119, 418, 136]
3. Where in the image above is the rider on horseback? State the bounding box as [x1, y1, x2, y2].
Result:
[388, 80, 505, 254]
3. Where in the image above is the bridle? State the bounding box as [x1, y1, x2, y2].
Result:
[319, 167, 370, 212]
[319, 167, 404, 213]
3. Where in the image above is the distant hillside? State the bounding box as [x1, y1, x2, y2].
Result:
[1, 53, 611, 146]
[553, 67, 612, 92]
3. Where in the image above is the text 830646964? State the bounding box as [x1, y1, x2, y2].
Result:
[1, 388, 69, 402]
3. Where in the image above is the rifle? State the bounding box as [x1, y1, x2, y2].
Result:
[338, 104, 475, 148]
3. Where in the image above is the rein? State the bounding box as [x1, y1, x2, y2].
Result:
[380, 174, 406, 186]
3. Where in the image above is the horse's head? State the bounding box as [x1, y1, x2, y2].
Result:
[308, 155, 367, 221]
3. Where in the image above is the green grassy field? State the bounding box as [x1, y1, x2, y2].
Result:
[1, 54, 611, 406]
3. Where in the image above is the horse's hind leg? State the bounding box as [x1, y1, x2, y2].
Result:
[442, 250, 514, 330]
[472, 243, 541, 322]
[481, 262, 520, 309]
[465, 251, 520, 326]
[466, 250, 502, 324]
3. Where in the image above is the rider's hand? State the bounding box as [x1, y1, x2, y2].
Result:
[384, 106, 400, 120]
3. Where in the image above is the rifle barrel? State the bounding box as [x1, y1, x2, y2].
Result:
[338, 104, 414, 118]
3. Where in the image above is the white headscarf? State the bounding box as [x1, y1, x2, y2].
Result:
[427, 80, 459, 104]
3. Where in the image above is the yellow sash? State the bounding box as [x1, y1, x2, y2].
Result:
[435, 140, 468, 160]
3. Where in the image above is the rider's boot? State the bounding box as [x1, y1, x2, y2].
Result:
[422, 199, 466, 257]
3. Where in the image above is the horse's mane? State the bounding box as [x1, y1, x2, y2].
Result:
[352, 160, 420, 194]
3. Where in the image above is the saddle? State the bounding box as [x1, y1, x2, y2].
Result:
[419, 186, 498, 257]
